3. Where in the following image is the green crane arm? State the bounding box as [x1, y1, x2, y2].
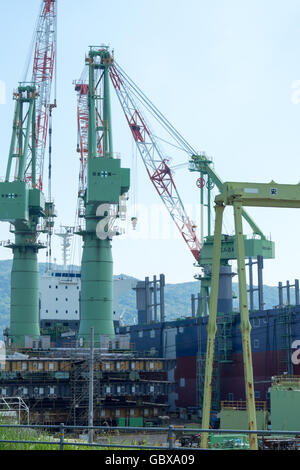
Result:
[110, 62, 266, 242]
[190, 154, 265, 239]
[5, 86, 36, 184]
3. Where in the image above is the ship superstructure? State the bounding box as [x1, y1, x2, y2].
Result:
[39, 226, 137, 339]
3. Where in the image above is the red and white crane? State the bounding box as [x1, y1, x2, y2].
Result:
[25, 0, 57, 191]
[76, 51, 202, 261]
[109, 62, 202, 262]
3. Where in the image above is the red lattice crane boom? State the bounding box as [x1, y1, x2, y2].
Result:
[109, 62, 202, 261]
[27, 0, 57, 190]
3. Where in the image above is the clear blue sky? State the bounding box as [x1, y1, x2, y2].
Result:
[0, 0, 300, 286]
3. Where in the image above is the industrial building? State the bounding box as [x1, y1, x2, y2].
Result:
[0, 350, 175, 426]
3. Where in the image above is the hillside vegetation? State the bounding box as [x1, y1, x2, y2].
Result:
[0, 260, 287, 333]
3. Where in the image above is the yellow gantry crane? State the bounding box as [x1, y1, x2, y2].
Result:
[201, 180, 300, 450]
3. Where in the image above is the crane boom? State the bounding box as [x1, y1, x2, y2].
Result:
[6, 0, 57, 189]
[110, 61, 265, 254]
[75, 82, 89, 194]
[77, 52, 266, 265]
[109, 63, 201, 261]
[31, 0, 57, 190]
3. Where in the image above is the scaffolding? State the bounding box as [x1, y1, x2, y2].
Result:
[196, 313, 235, 414]
[276, 309, 294, 375]
[0, 349, 174, 427]
[69, 358, 100, 426]
[216, 314, 234, 363]
[197, 354, 220, 413]
[0, 397, 29, 424]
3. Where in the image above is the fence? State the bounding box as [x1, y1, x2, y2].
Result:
[220, 400, 267, 411]
[0, 423, 300, 450]
[0, 397, 29, 425]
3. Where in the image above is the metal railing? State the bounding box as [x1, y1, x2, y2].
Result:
[221, 400, 267, 411]
[0, 423, 300, 450]
[273, 375, 300, 384]
[0, 397, 29, 425]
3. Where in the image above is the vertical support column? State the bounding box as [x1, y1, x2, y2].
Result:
[103, 65, 113, 157]
[9, 239, 41, 347]
[88, 60, 97, 159]
[204, 288, 208, 316]
[233, 201, 258, 451]
[248, 258, 254, 312]
[278, 282, 283, 307]
[217, 265, 234, 314]
[257, 256, 264, 310]
[6, 99, 20, 181]
[59, 423, 65, 451]
[207, 176, 212, 237]
[145, 277, 151, 324]
[160, 274, 165, 322]
[88, 327, 94, 444]
[198, 288, 203, 316]
[79, 230, 114, 345]
[191, 294, 196, 318]
[18, 99, 35, 180]
[200, 171, 204, 244]
[197, 293, 201, 317]
[32, 97, 37, 186]
[286, 280, 290, 306]
[201, 203, 224, 449]
[199, 276, 209, 317]
[153, 275, 158, 322]
[295, 280, 299, 305]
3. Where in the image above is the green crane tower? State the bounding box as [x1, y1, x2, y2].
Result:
[0, 0, 57, 348]
[0, 85, 55, 347]
[76, 47, 130, 346]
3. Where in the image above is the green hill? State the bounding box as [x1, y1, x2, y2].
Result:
[0, 260, 285, 334]
[118, 280, 284, 326]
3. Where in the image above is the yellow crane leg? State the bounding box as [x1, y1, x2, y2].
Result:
[201, 203, 224, 449]
[233, 201, 258, 450]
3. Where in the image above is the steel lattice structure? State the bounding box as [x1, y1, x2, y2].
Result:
[75, 83, 89, 193]
[76, 49, 268, 265]
[110, 63, 202, 261]
[77, 57, 201, 261]
[30, 0, 57, 190]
